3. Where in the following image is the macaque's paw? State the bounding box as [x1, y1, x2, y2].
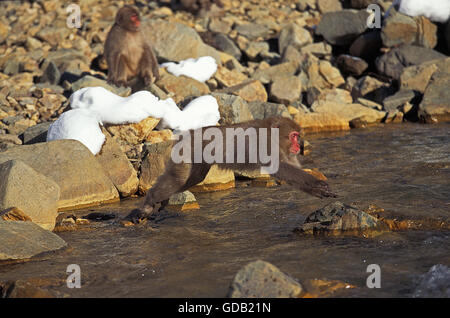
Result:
[124, 206, 154, 224]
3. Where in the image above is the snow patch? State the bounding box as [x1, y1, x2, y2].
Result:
[395, 0, 450, 23]
[47, 86, 220, 155]
[161, 56, 218, 82]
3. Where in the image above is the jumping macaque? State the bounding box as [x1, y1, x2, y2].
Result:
[126, 117, 337, 223]
[104, 5, 159, 87]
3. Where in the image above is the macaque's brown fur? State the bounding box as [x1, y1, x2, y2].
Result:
[126, 117, 337, 223]
[104, 5, 159, 87]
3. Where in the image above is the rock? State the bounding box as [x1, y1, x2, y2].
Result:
[376, 45, 446, 80]
[305, 59, 345, 90]
[0, 160, 60, 230]
[156, 69, 210, 103]
[282, 45, 303, 63]
[209, 18, 233, 34]
[0, 220, 66, 261]
[311, 101, 387, 124]
[349, 31, 383, 60]
[228, 80, 268, 103]
[189, 165, 235, 192]
[214, 66, 247, 88]
[213, 34, 242, 60]
[383, 90, 416, 112]
[36, 26, 71, 47]
[381, 11, 438, 49]
[212, 93, 254, 125]
[295, 201, 388, 236]
[413, 265, 450, 298]
[317, 0, 343, 13]
[0, 280, 54, 298]
[336, 54, 368, 76]
[71, 75, 131, 97]
[293, 112, 350, 132]
[96, 131, 138, 197]
[228, 260, 303, 298]
[105, 117, 161, 151]
[300, 42, 333, 59]
[349, 0, 375, 8]
[0, 134, 22, 146]
[270, 76, 302, 105]
[252, 62, 298, 84]
[0, 21, 9, 44]
[20, 122, 52, 145]
[247, 101, 291, 120]
[0, 140, 119, 210]
[312, 88, 353, 105]
[399, 60, 440, 93]
[143, 19, 221, 63]
[418, 71, 450, 123]
[243, 41, 270, 60]
[235, 23, 270, 40]
[278, 23, 312, 55]
[352, 75, 393, 103]
[316, 10, 370, 46]
[139, 141, 173, 194]
[0, 207, 32, 222]
[39, 61, 61, 85]
[167, 191, 200, 211]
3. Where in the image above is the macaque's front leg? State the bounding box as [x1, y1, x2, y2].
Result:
[139, 44, 160, 86]
[108, 54, 128, 87]
[125, 162, 193, 223]
[274, 162, 337, 198]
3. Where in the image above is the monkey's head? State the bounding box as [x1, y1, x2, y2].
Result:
[269, 117, 305, 158]
[116, 5, 141, 32]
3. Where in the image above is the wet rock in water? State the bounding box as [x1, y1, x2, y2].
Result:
[84, 212, 116, 221]
[143, 19, 221, 63]
[96, 131, 139, 197]
[0, 140, 119, 210]
[228, 260, 303, 298]
[269, 76, 302, 105]
[381, 11, 438, 49]
[295, 201, 388, 236]
[376, 45, 446, 80]
[0, 220, 66, 261]
[311, 101, 386, 125]
[336, 54, 368, 76]
[247, 101, 290, 120]
[293, 112, 350, 133]
[139, 140, 173, 194]
[0, 280, 54, 298]
[418, 71, 450, 123]
[189, 165, 235, 192]
[167, 191, 200, 211]
[413, 264, 450, 298]
[0, 160, 60, 230]
[316, 10, 370, 46]
[20, 122, 52, 145]
[278, 23, 312, 55]
[156, 69, 210, 103]
[213, 34, 242, 61]
[383, 90, 416, 113]
[212, 93, 254, 125]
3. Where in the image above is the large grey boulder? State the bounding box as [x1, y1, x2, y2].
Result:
[0, 160, 60, 231]
[212, 93, 254, 125]
[0, 140, 119, 210]
[0, 220, 66, 261]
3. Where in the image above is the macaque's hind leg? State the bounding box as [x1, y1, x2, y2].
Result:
[108, 54, 128, 87]
[125, 162, 193, 224]
[274, 162, 337, 199]
[139, 44, 160, 86]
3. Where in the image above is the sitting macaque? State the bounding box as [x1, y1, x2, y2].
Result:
[171, 0, 223, 15]
[104, 5, 159, 87]
[126, 117, 337, 223]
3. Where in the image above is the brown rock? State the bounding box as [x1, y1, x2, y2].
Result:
[336, 54, 368, 76]
[317, 0, 343, 13]
[190, 165, 235, 192]
[214, 65, 248, 87]
[106, 117, 160, 147]
[156, 69, 210, 103]
[311, 101, 386, 124]
[0, 207, 32, 222]
[270, 76, 302, 105]
[294, 112, 350, 132]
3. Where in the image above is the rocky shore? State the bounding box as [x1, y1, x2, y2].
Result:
[0, 0, 449, 297]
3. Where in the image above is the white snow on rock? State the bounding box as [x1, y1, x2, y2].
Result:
[47, 86, 220, 155]
[161, 56, 218, 82]
[394, 0, 450, 23]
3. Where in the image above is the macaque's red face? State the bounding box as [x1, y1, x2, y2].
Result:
[289, 131, 303, 155]
[130, 13, 140, 27]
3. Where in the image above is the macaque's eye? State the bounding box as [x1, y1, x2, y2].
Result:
[289, 131, 301, 155]
[130, 14, 140, 25]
